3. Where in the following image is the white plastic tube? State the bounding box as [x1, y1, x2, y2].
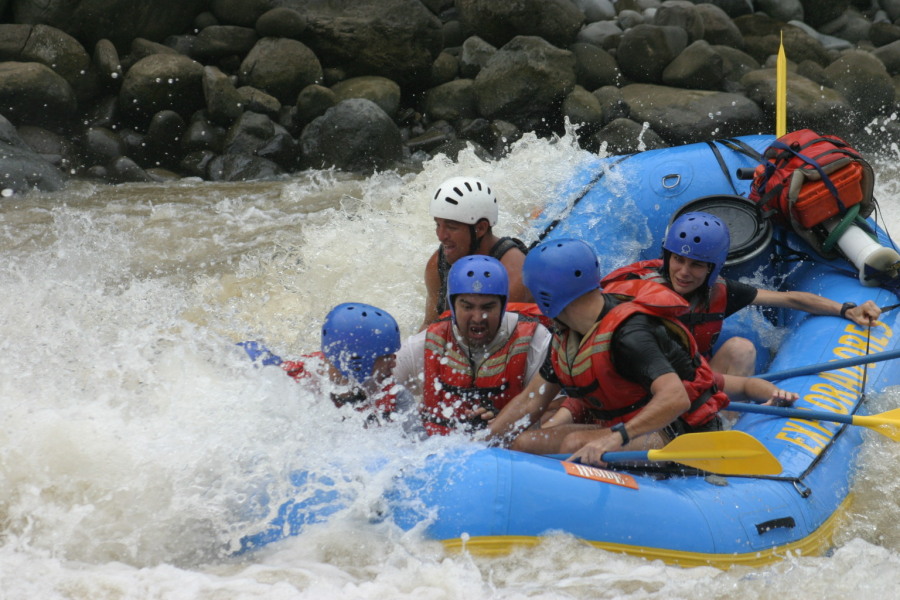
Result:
[823, 218, 900, 286]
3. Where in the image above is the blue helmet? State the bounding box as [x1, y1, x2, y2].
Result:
[523, 238, 600, 319]
[321, 303, 401, 382]
[447, 255, 509, 321]
[663, 211, 731, 286]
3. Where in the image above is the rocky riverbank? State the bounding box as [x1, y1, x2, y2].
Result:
[2, 0, 900, 194]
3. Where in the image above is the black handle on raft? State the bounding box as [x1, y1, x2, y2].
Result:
[736, 167, 756, 180]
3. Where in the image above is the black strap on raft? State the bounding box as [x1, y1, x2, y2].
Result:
[772, 138, 856, 213]
[531, 155, 630, 249]
[705, 137, 767, 195]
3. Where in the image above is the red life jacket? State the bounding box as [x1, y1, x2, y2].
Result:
[601, 259, 728, 356]
[421, 314, 540, 436]
[549, 280, 729, 428]
[437, 301, 554, 330]
[281, 351, 399, 418]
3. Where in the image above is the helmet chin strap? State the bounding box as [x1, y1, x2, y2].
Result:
[468, 224, 482, 255]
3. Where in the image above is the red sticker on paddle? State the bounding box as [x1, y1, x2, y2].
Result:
[561, 461, 639, 489]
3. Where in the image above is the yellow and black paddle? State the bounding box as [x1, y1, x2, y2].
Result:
[729, 402, 900, 442]
[548, 430, 782, 476]
[776, 31, 787, 137]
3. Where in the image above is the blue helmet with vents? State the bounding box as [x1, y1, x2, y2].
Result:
[523, 238, 600, 319]
[447, 255, 509, 321]
[663, 211, 731, 286]
[321, 303, 401, 382]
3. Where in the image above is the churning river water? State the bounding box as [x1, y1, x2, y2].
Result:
[2, 129, 900, 599]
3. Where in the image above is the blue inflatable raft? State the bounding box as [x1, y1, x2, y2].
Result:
[240, 135, 900, 568]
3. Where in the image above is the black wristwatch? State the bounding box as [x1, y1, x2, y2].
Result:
[611, 422, 630, 446]
[840, 302, 857, 319]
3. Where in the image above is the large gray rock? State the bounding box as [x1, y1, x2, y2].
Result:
[295, 84, 336, 124]
[700, 0, 753, 19]
[617, 25, 689, 84]
[203, 65, 244, 125]
[873, 39, 900, 75]
[0, 61, 76, 126]
[694, 2, 744, 49]
[118, 53, 205, 121]
[459, 36, 497, 79]
[714, 45, 760, 85]
[576, 20, 623, 49]
[207, 153, 285, 181]
[278, 0, 442, 89]
[11, 0, 206, 50]
[0, 24, 96, 101]
[0, 114, 67, 192]
[561, 85, 606, 136]
[620, 83, 764, 143]
[753, 0, 803, 22]
[569, 42, 622, 91]
[823, 50, 895, 125]
[255, 7, 308, 40]
[192, 26, 259, 61]
[455, 0, 585, 48]
[93, 39, 123, 92]
[653, 2, 704, 43]
[589, 118, 668, 156]
[299, 98, 403, 172]
[799, 0, 850, 30]
[424, 79, 479, 122]
[472, 36, 577, 128]
[238, 37, 322, 105]
[17, 124, 77, 168]
[209, 0, 273, 27]
[741, 68, 853, 137]
[742, 25, 834, 67]
[662, 40, 725, 90]
[572, 0, 615, 22]
[330, 76, 401, 118]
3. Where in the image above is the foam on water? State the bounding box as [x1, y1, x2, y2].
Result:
[1, 129, 900, 598]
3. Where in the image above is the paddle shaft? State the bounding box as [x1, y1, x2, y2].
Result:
[542, 430, 782, 475]
[728, 402, 855, 425]
[757, 347, 900, 381]
[545, 450, 751, 464]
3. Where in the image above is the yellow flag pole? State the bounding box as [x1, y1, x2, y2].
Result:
[776, 31, 787, 137]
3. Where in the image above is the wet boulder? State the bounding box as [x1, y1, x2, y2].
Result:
[331, 76, 402, 118]
[455, 0, 584, 48]
[424, 79, 479, 122]
[662, 40, 726, 91]
[238, 37, 322, 105]
[617, 25, 689, 84]
[589, 117, 668, 156]
[823, 50, 895, 126]
[472, 36, 577, 130]
[0, 24, 97, 101]
[0, 61, 76, 126]
[12, 0, 206, 51]
[569, 43, 622, 91]
[118, 53, 205, 121]
[0, 114, 67, 193]
[280, 0, 442, 89]
[299, 98, 402, 172]
[741, 68, 853, 136]
[620, 83, 763, 144]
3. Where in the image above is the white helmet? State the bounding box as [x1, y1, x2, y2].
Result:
[430, 176, 498, 226]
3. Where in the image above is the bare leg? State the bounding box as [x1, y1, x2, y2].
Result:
[710, 336, 756, 376]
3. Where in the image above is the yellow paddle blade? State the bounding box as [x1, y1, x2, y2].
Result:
[855, 408, 900, 442]
[776, 31, 787, 137]
[646, 431, 783, 475]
